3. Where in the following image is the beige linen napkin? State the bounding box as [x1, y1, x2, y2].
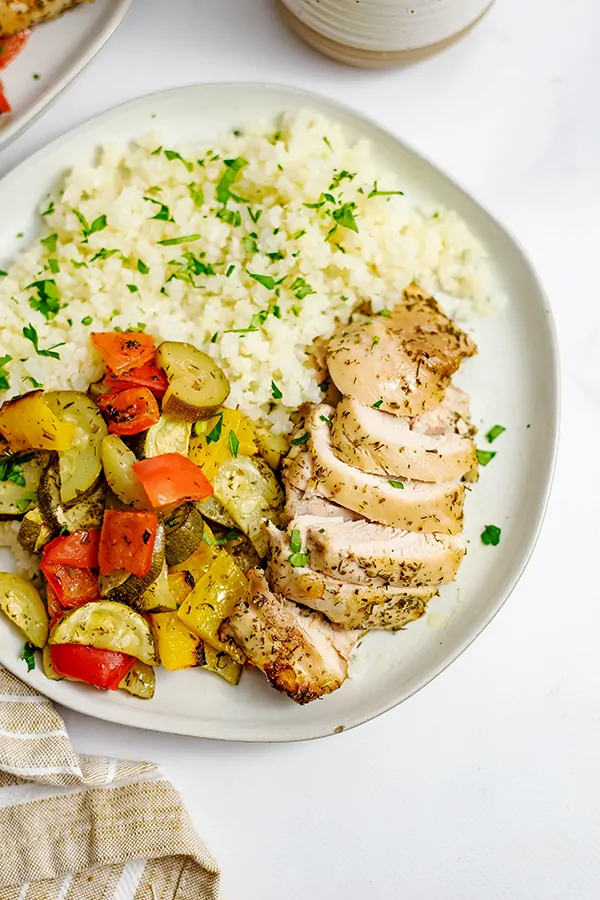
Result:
[0, 666, 220, 900]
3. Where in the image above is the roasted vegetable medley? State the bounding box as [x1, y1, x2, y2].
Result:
[0, 332, 286, 698]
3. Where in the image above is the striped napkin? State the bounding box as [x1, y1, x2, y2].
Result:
[0, 666, 220, 900]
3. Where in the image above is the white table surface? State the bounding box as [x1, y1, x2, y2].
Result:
[2, 1, 597, 897]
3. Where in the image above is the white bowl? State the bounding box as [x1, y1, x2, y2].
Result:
[0, 83, 559, 742]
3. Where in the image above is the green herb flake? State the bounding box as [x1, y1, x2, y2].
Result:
[164, 149, 194, 172]
[202, 531, 214, 546]
[48, 259, 60, 274]
[33, 73, 40, 81]
[41, 233, 57, 253]
[15, 493, 36, 512]
[157, 234, 201, 246]
[247, 271, 277, 290]
[216, 208, 241, 227]
[90, 248, 119, 263]
[320, 415, 332, 426]
[23, 375, 43, 389]
[242, 236, 259, 255]
[22, 324, 65, 360]
[291, 230, 306, 240]
[271, 380, 282, 400]
[372, 399, 384, 409]
[144, 197, 174, 222]
[188, 183, 204, 207]
[225, 265, 235, 278]
[247, 207, 262, 224]
[0, 355, 11, 391]
[388, 480, 404, 489]
[228, 430, 240, 458]
[126, 284, 139, 293]
[481, 524, 501, 546]
[476, 449, 496, 466]
[206, 414, 224, 445]
[26, 279, 61, 320]
[377, 309, 392, 318]
[137, 259, 150, 274]
[216, 157, 248, 205]
[0, 453, 34, 487]
[267, 251, 284, 261]
[150, 146, 163, 156]
[323, 136, 332, 150]
[211, 332, 218, 343]
[291, 304, 300, 317]
[290, 529, 302, 554]
[329, 170, 355, 190]
[318, 379, 329, 393]
[371, 336, 380, 349]
[41, 200, 54, 216]
[486, 425, 505, 443]
[291, 431, 309, 446]
[81, 316, 93, 326]
[290, 276, 315, 300]
[368, 181, 404, 199]
[289, 552, 308, 568]
[0, 270, 7, 277]
[20, 642, 36, 673]
[73, 210, 107, 241]
[332, 202, 359, 233]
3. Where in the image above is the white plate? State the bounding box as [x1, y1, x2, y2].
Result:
[0, 84, 559, 742]
[0, 0, 134, 151]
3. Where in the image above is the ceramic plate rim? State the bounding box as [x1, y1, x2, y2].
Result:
[0, 82, 560, 741]
[0, 0, 135, 152]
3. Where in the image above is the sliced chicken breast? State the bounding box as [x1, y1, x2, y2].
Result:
[282, 483, 360, 525]
[220, 569, 357, 704]
[283, 515, 464, 586]
[326, 283, 476, 417]
[266, 523, 435, 630]
[297, 406, 465, 533]
[331, 392, 477, 482]
[0, 0, 88, 36]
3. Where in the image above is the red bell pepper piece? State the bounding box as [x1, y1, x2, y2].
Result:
[91, 332, 155, 375]
[103, 358, 168, 399]
[0, 80, 10, 115]
[43, 530, 100, 568]
[0, 30, 30, 69]
[45, 584, 63, 620]
[98, 509, 157, 577]
[97, 387, 160, 435]
[132, 453, 214, 508]
[50, 645, 135, 691]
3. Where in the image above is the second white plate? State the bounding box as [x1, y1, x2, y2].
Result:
[0, 83, 559, 741]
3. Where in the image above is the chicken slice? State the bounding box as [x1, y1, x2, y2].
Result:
[284, 515, 464, 586]
[326, 283, 476, 416]
[297, 406, 465, 533]
[265, 523, 435, 630]
[282, 483, 360, 525]
[220, 569, 357, 704]
[331, 390, 477, 482]
[0, 0, 89, 36]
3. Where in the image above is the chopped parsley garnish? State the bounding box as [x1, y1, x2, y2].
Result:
[368, 182, 404, 199]
[20, 642, 36, 673]
[164, 149, 193, 172]
[23, 375, 43, 388]
[388, 480, 404, 489]
[377, 309, 392, 318]
[202, 531, 214, 546]
[41, 233, 57, 253]
[81, 316, 93, 326]
[150, 145, 163, 156]
[217, 208, 241, 226]
[0, 452, 34, 487]
[318, 379, 329, 393]
[0, 270, 6, 277]
[137, 259, 150, 274]
[371, 336, 380, 349]
[272, 305, 281, 318]
[242, 235, 259, 255]
[267, 251, 284, 261]
[0, 355, 11, 391]
[26, 279, 60, 320]
[323, 136, 332, 150]
[290, 529, 302, 553]
[247, 207, 262, 224]
[216, 157, 248, 205]
[48, 259, 60, 274]
[228, 430, 240, 458]
[247, 271, 283, 291]
[15, 493, 36, 512]
[271, 381, 282, 399]
[481, 524, 501, 546]
[320, 415, 332, 426]
[73, 210, 107, 241]
[188, 183, 204, 207]
[126, 284, 139, 293]
[289, 552, 307, 568]
[290, 305, 300, 317]
[476, 449, 496, 466]
[303, 194, 329, 210]
[372, 399, 384, 409]
[332, 202, 359, 233]
[329, 170, 355, 190]
[157, 234, 201, 246]
[206, 414, 224, 445]
[486, 425, 505, 443]
[22, 323, 65, 359]
[290, 431, 309, 446]
[41, 200, 55, 216]
[291, 230, 306, 240]
[144, 197, 174, 221]
[226, 265, 235, 278]
[290, 276, 315, 300]
[90, 248, 120, 263]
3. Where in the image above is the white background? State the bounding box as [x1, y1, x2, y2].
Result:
[2, 1, 599, 897]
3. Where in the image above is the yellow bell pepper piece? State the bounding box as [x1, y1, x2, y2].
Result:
[149, 612, 204, 670]
[0, 391, 75, 452]
[177, 550, 248, 665]
[203, 644, 243, 686]
[190, 409, 257, 481]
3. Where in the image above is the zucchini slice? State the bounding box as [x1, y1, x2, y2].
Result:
[212, 455, 284, 557]
[119, 660, 156, 700]
[42, 644, 63, 681]
[18, 507, 56, 554]
[129, 414, 192, 459]
[101, 435, 149, 509]
[38, 458, 106, 533]
[164, 503, 204, 566]
[0, 452, 48, 518]
[196, 494, 237, 529]
[49, 600, 158, 666]
[156, 341, 230, 421]
[99, 522, 165, 603]
[44, 391, 108, 506]
[0, 572, 49, 647]
[133, 560, 178, 613]
[202, 644, 242, 686]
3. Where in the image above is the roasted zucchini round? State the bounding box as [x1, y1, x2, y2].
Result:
[49, 600, 158, 666]
[119, 660, 156, 699]
[156, 341, 230, 421]
[0, 572, 49, 648]
[128, 415, 192, 459]
[38, 458, 106, 533]
[164, 503, 205, 566]
[101, 435, 149, 509]
[212, 455, 284, 557]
